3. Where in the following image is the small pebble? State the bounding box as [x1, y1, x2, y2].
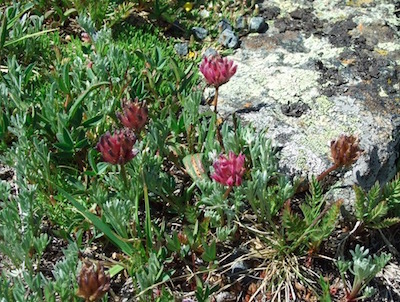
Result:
[203, 48, 218, 58]
[236, 16, 246, 30]
[249, 16, 268, 33]
[216, 19, 232, 32]
[218, 29, 239, 49]
[174, 43, 188, 56]
[192, 27, 208, 40]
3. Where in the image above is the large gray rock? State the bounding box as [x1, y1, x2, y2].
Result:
[212, 0, 400, 204]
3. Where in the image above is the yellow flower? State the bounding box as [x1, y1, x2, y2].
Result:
[183, 2, 193, 12]
[188, 51, 195, 59]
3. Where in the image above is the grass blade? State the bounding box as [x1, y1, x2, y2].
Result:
[58, 187, 135, 256]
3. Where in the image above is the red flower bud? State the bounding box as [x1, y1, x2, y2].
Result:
[76, 261, 110, 302]
[116, 98, 148, 132]
[330, 134, 362, 167]
[96, 129, 137, 165]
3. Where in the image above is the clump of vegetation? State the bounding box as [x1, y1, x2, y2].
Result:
[0, 1, 399, 301]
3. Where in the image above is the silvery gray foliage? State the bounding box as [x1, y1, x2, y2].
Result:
[338, 244, 391, 300]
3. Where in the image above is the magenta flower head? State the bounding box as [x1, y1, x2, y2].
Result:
[116, 98, 148, 132]
[96, 129, 137, 165]
[211, 151, 246, 187]
[199, 55, 237, 88]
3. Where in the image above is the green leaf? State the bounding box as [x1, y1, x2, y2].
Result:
[4, 28, 57, 47]
[371, 217, 400, 229]
[109, 264, 125, 278]
[23, 63, 35, 86]
[58, 187, 135, 256]
[183, 153, 209, 183]
[62, 127, 74, 147]
[88, 149, 98, 173]
[169, 58, 182, 82]
[0, 13, 8, 50]
[201, 240, 216, 262]
[64, 8, 77, 17]
[68, 81, 109, 123]
[165, 232, 181, 252]
[81, 114, 103, 128]
[62, 62, 71, 93]
[368, 200, 388, 224]
[354, 185, 366, 220]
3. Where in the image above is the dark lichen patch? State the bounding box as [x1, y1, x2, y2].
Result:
[316, 40, 399, 107]
[274, 8, 323, 37]
[326, 18, 358, 47]
[260, 5, 281, 20]
[281, 101, 310, 117]
[241, 31, 306, 53]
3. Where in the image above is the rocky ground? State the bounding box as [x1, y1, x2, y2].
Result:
[213, 0, 400, 209]
[204, 1, 400, 300]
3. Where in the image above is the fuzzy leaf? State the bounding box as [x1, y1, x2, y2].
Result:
[183, 153, 209, 183]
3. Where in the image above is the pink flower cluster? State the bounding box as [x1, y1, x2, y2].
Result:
[211, 151, 246, 187]
[199, 56, 237, 88]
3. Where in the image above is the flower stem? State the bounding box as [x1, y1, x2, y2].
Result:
[317, 164, 339, 182]
[213, 87, 219, 114]
[120, 164, 129, 189]
[213, 87, 225, 151]
[142, 169, 152, 253]
[223, 186, 233, 199]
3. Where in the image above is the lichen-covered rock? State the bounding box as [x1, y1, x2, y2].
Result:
[214, 0, 400, 206]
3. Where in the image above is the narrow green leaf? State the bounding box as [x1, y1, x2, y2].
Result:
[81, 114, 103, 128]
[23, 63, 35, 86]
[68, 81, 109, 122]
[62, 62, 71, 93]
[368, 200, 388, 223]
[58, 187, 135, 255]
[4, 28, 57, 47]
[0, 13, 7, 50]
[6, 3, 34, 30]
[62, 127, 74, 148]
[169, 58, 182, 82]
[372, 217, 400, 229]
[64, 8, 77, 17]
[88, 149, 98, 173]
[109, 264, 125, 278]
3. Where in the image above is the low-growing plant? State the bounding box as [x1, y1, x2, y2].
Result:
[337, 244, 391, 301]
[354, 174, 400, 229]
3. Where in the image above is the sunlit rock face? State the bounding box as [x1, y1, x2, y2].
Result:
[211, 0, 400, 204]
